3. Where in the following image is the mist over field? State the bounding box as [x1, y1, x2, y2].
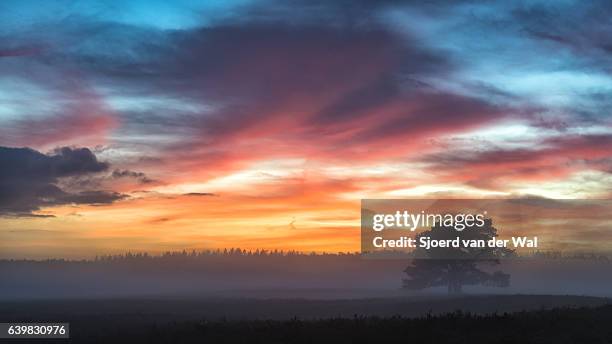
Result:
[2, 253, 611, 300]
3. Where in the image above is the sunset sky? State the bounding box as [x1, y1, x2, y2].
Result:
[1, 0, 612, 258]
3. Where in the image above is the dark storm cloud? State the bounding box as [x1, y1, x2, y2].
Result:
[1, 146, 108, 179]
[0, 146, 126, 216]
[59, 190, 126, 204]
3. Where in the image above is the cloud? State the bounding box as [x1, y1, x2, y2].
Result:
[0, 75, 117, 149]
[0, 146, 126, 216]
[92, 22, 515, 178]
[183, 193, 217, 197]
[0, 45, 47, 57]
[422, 134, 612, 189]
[514, 1, 612, 57]
[59, 190, 126, 204]
[112, 169, 154, 184]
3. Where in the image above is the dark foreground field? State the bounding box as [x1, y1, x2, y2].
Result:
[1, 295, 611, 343]
[78, 305, 612, 344]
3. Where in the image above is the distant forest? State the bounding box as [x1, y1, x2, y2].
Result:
[1, 248, 610, 263]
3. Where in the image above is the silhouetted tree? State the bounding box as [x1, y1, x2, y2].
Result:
[403, 219, 513, 294]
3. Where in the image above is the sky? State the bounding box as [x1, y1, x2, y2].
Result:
[1, 0, 612, 258]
